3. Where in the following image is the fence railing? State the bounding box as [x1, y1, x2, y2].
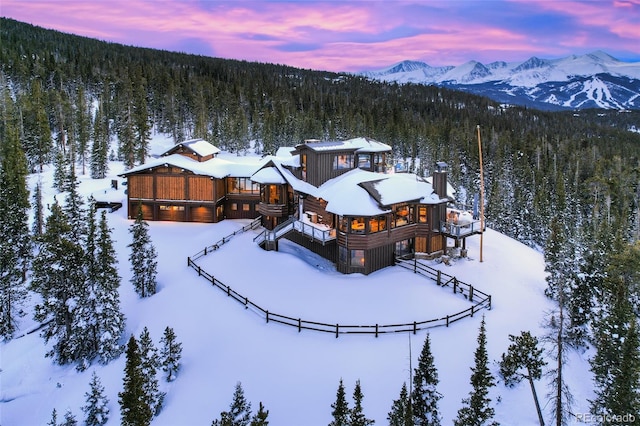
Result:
[253, 217, 336, 246]
[187, 222, 492, 337]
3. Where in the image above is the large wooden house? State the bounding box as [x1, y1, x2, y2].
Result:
[121, 137, 483, 274]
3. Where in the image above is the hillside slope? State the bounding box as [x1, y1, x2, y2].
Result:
[1, 141, 592, 425]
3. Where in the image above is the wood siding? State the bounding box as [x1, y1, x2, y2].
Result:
[300, 147, 356, 186]
[188, 176, 215, 201]
[156, 175, 186, 200]
[128, 175, 154, 199]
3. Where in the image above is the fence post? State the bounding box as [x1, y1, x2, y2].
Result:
[187, 256, 191, 267]
[204, 247, 207, 256]
[266, 311, 269, 323]
[227, 286, 230, 296]
[414, 256, 417, 273]
[375, 324, 379, 338]
[413, 321, 417, 334]
[437, 270, 441, 286]
[471, 304, 475, 317]
[198, 265, 201, 276]
[245, 297, 248, 309]
[298, 318, 301, 332]
[335, 324, 339, 338]
[469, 286, 474, 302]
[488, 295, 492, 310]
[446, 315, 449, 327]
[453, 278, 457, 294]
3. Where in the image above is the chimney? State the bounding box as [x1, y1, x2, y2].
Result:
[433, 161, 448, 199]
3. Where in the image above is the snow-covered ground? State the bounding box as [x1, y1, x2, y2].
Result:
[1, 137, 594, 425]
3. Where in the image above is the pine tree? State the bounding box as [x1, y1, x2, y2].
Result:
[52, 149, 70, 192]
[74, 86, 92, 175]
[74, 202, 125, 369]
[0, 120, 31, 340]
[412, 334, 441, 426]
[387, 382, 413, 426]
[212, 382, 252, 426]
[329, 378, 349, 426]
[128, 206, 158, 297]
[138, 327, 165, 416]
[119, 335, 152, 426]
[48, 408, 58, 426]
[82, 371, 110, 426]
[349, 379, 374, 426]
[32, 181, 44, 237]
[590, 268, 640, 417]
[499, 331, 546, 426]
[95, 210, 125, 363]
[159, 326, 182, 381]
[90, 96, 110, 179]
[250, 402, 269, 426]
[61, 408, 78, 426]
[63, 164, 86, 241]
[454, 317, 498, 426]
[31, 199, 86, 365]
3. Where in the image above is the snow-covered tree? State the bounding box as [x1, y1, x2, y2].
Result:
[139, 327, 165, 416]
[128, 206, 157, 297]
[454, 316, 498, 426]
[590, 250, 640, 418]
[349, 379, 374, 426]
[329, 378, 349, 426]
[61, 409, 78, 426]
[119, 335, 152, 426]
[32, 181, 44, 237]
[82, 371, 110, 426]
[412, 334, 441, 426]
[499, 331, 546, 426]
[159, 326, 182, 381]
[90, 96, 110, 179]
[31, 199, 86, 365]
[95, 210, 125, 363]
[212, 382, 252, 426]
[0, 120, 31, 340]
[387, 382, 412, 426]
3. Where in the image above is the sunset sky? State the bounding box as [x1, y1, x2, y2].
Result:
[2, 0, 639, 72]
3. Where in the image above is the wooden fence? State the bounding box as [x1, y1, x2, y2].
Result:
[187, 221, 492, 337]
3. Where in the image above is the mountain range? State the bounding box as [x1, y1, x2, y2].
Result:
[360, 51, 640, 111]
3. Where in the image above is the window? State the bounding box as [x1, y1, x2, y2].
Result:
[350, 217, 365, 234]
[301, 153, 307, 181]
[231, 203, 238, 211]
[242, 204, 250, 211]
[418, 206, 428, 223]
[391, 204, 414, 228]
[368, 215, 387, 233]
[395, 240, 412, 256]
[333, 154, 354, 170]
[350, 249, 365, 267]
[374, 153, 386, 172]
[227, 178, 259, 194]
[159, 205, 184, 211]
[358, 154, 371, 170]
[338, 216, 348, 233]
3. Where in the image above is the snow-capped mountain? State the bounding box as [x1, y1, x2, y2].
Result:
[361, 51, 640, 110]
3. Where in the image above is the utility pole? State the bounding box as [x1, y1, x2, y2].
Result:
[477, 125, 485, 262]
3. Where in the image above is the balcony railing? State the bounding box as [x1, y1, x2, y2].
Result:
[441, 219, 484, 238]
[293, 220, 336, 243]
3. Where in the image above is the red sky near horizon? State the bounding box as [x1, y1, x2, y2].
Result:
[2, 0, 639, 72]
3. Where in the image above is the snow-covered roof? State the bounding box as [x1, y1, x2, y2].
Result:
[317, 169, 391, 216]
[360, 173, 442, 206]
[119, 154, 263, 179]
[343, 137, 392, 153]
[297, 137, 392, 153]
[162, 138, 221, 157]
[252, 166, 287, 184]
